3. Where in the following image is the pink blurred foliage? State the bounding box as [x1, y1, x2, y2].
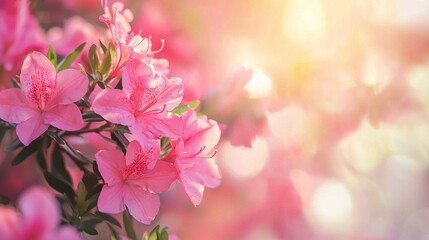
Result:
[0, 186, 81, 240]
[0, 0, 46, 87]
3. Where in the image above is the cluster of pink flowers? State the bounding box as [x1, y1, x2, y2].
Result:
[0, 0, 221, 238]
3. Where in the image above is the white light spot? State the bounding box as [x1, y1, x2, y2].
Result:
[244, 68, 273, 99]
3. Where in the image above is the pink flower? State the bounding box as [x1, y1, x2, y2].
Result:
[165, 109, 221, 206]
[93, 60, 183, 148]
[0, 51, 87, 145]
[100, 1, 167, 78]
[96, 140, 177, 224]
[0, 186, 81, 240]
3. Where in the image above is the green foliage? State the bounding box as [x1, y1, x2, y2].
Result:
[56, 42, 86, 71]
[171, 100, 200, 115]
[47, 45, 58, 66]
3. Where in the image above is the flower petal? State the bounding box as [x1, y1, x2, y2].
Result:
[125, 140, 159, 169]
[141, 113, 183, 139]
[122, 60, 153, 97]
[128, 161, 177, 193]
[95, 149, 126, 185]
[0, 88, 37, 123]
[51, 69, 88, 105]
[128, 123, 159, 148]
[156, 76, 184, 111]
[18, 187, 60, 236]
[92, 89, 135, 126]
[179, 174, 205, 206]
[0, 206, 19, 240]
[124, 185, 160, 224]
[19, 51, 56, 95]
[48, 226, 82, 240]
[98, 184, 126, 214]
[44, 104, 85, 131]
[16, 113, 49, 145]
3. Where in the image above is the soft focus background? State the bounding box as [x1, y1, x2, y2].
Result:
[2, 0, 429, 239]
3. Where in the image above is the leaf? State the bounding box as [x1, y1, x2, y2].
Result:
[51, 145, 72, 184]
[36, 149, 47, 170]
[82, 111, 105, 122]
[0, 194, 10, 205]
[43, 171, 75, 200]
[99, 40, 107, 53]
[95, 211, 121, 227]
[77, 181, 87, 214]
[160, 230, 168, 240]
[171, 100, 200, 115]
[56, 42, 86, 71]
[47, 45, 58, 66]
[123, 210, 137, 240]
[0, 127, 7, 144]
[11, 138, 41, 166]
[89, 44, 100, 74]
[9, 76, 20, 88]
[108, 224, 120, 240]
[100, 43, 114, 76]
[82, 225, 98, 235]
[5, 138, 24, 152]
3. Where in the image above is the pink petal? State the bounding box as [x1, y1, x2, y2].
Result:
[139, 113, 183, 139]
[50, 69, 88, 105]
[184, 119, 221, 156]
[44, 104, 85, 131]
[179, 174, 204, 206]
[18, 187, 60, 236]
[19, 51, 56, 95]
[0, 88, 37, 123]
[98, 184, 126, 214]
[16, 113, 49, 145]
[125, 140, 160, 169]
[0, 206, 19, 240]
[92, 89, 135, 126]
[122, 60, 153, 97]
[124, 185, 160, 224]
[128, 161, 177, 193]
[184, 158, 221, 189]
[48, 226, 82, 240]
[156, 76, 184, 111]
[95, 150, 126, 185]
[128, 123, 159, 148]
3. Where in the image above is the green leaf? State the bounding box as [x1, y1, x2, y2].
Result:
[95, 211, 121, 227]
[0, 127, 7, 144]
[100, 47, 113, 76]
[148, 225, 160, 240]
[5, 138, 24, 152]
[99, 40, 107, 53]
[82, 111, 105, 122]
[9, 76, 20, 88]
[52, 145, 72, 184]
[82, 225, 98, 235]
[57, 42, 86, 71]
[108, 224, 120, 240]
[160, 230, 168, 240]
[43, 171, 75, 200]
[47, 45, 58, 66]
[89, 44, 100, 74]
[11, 139, 41, 166]
[77, 181, 87, 214]
[123, 210, 137, 240]
[0, 194, 10, 205]
[36, 149, 47, 170]
[171, 100, 200, 115]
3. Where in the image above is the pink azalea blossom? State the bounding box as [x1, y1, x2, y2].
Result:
[165, 109, 221, 206]
[0, 186, 81, 240]
[0, 51, 87, 145]
[100, 1, 168, 78]
[93, 59, 183, 148]
[96, 140, 177, 224]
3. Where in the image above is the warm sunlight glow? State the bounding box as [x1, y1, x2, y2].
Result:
[220, 137, 269, 179]
[310, 180, 352, 230]
[283, 0, 326, 43]
[244, 68, 273, 99]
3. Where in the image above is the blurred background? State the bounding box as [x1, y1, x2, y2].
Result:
[2, 0, 429, 239]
